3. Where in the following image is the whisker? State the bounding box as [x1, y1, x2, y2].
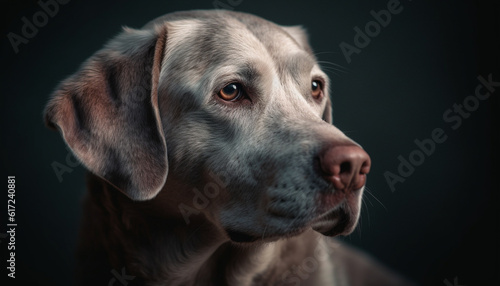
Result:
[364, 186, 388, 211]
[314, 51, 335, 55]
[314, 51, 343, 57]
[316, 60, 349, 71]
[318, 64, 349, 75]
[322, 69, 342, 77]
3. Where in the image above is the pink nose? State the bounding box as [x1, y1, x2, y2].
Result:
[319, 145, 371, 191]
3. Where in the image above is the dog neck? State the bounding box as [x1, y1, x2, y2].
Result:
[78, 173, 328, 285]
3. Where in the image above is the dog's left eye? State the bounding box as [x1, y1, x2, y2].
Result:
[218, 83, 243, 101]
[311, 80, 323, 99]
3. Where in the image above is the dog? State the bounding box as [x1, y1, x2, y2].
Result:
[44, 10, 415, 286]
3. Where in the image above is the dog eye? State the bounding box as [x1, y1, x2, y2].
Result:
[218, 83, 242, 101]
[311, 80, 322, 99]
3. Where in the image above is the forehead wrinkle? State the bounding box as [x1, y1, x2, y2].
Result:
[209, 18, 280, 107]
[219, 20, 318, 118]
[162, 17, 276, 97]
[227, 16, 307, 82]
[224, 18, 317, 106]
[163, 14, 323, 121]
[232, 20, 312, 83]
[228, 16, 316, 94]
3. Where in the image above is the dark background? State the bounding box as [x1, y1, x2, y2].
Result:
[1, 0, 498, 285]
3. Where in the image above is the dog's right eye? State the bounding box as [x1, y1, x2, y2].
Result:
[218, 83, 243, 101]
[311, 80, 323, 99]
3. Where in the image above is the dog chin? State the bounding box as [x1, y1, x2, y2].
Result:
[224, 205, 360, 243]
[310, 207, 359, 237]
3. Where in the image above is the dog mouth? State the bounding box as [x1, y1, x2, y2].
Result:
[310, 206, 353, 236]
[225, 206, 356, 243]
[309, 188, 362, 236]
[225, 208, 355, 243]
[223, 188, 362, 243]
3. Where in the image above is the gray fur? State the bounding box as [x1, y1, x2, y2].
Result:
[45, 10, 415, 286]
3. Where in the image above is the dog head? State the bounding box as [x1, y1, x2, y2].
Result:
[45, 10, 370, 243]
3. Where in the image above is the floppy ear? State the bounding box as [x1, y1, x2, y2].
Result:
[322, 95, 333, 124]
[44, 25, 168, 201]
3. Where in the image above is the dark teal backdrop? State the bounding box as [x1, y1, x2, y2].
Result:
[1, 0, 498, 285]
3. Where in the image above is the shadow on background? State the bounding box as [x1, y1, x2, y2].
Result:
[1, 0, 498, 285]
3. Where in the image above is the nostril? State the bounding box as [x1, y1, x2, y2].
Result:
[339, 162, 351, 174]
[318, 145, 371, 191]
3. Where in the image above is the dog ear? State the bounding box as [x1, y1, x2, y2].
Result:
[44, 26, 168, 201]
[322, 95, 333, 124]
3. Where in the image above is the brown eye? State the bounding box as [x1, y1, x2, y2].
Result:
[311, 80, 322, 99]
[218, 83, 242, 101]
